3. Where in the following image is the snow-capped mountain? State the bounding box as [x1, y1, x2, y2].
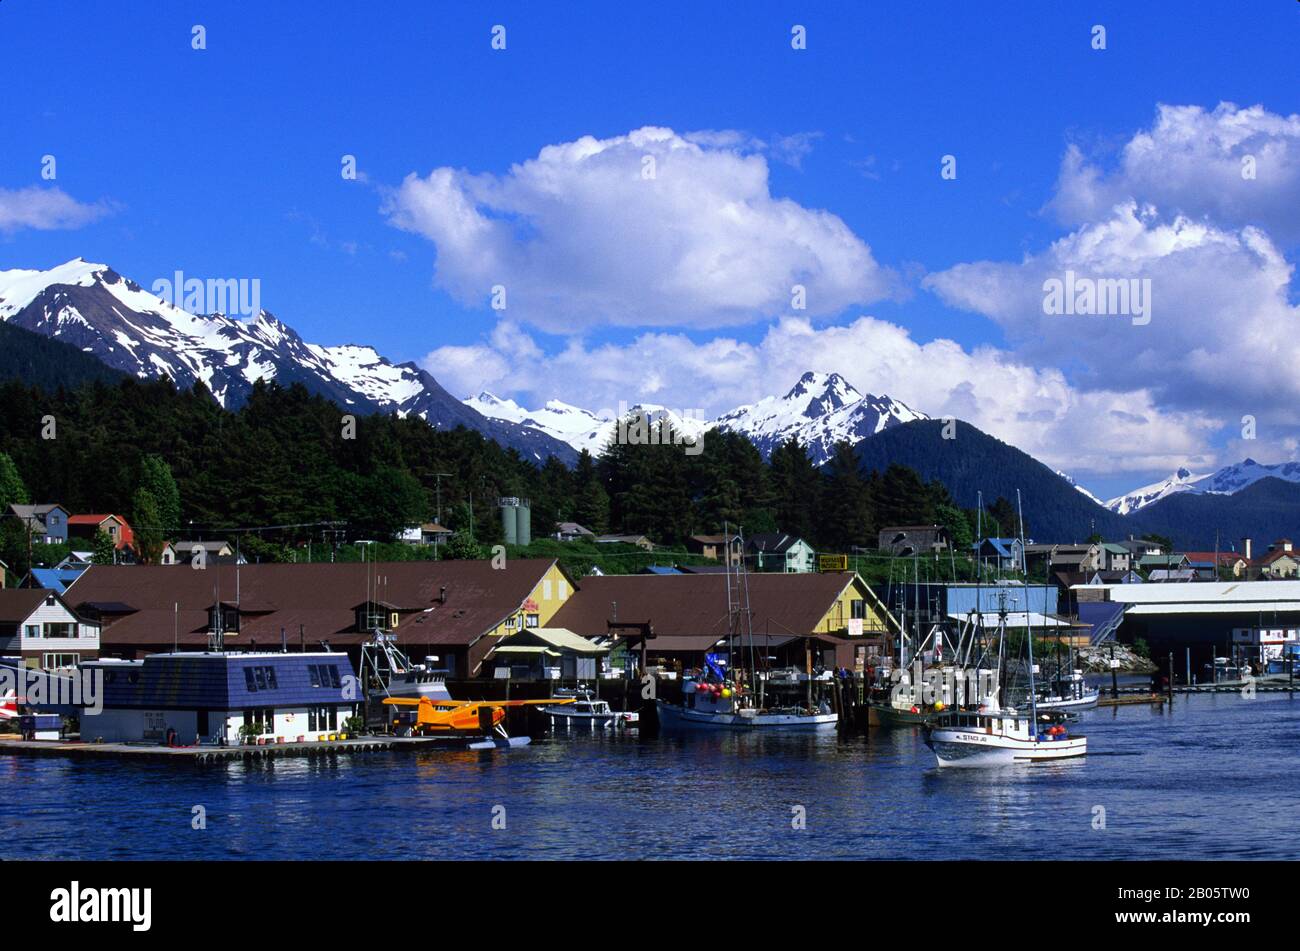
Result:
[466, 393, 710, 457]
[465, 392, 613, 456]
[714, 371, 925, 463]
[0, 259, 576, 463]
[469, 371, 925, 465]
[1106, 459, 1300, 514]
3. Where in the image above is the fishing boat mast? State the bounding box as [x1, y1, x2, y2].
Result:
[1017, 489, 1039, 726]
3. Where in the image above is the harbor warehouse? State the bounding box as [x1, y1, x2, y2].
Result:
[64, 560, 577, 677]
[550, 571, 898, 671]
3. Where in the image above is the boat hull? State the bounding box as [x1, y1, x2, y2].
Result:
[927, 728, 1087, 767]
[1034, 693, 1100, 712]
[542, 708, 619, 728]
[868, 702, 932, 727]
[657, 700, 838, 732]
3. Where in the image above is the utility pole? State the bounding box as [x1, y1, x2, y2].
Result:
[433, 473, 453, 525]
[433, 472, 452, 557]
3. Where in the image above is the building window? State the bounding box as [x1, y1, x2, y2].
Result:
[243, 665, 279, 692]
[525, 614, 539, 628]
[308, 664, 341, 689]
[24, 624, 39, 639]
[43, 653, 80, 670]
[851, 599, 866, 620]
[543, 580, 553, 600]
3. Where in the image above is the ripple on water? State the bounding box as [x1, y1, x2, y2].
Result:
[1, 693, 1299, 859]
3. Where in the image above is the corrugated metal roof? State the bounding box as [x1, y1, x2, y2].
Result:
[1082, 580, 1300, 604]
[1126, 602, 1300, 616]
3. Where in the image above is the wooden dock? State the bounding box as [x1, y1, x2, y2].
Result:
[0, 734, 509, 764]
[1096, 693, 1168, 707]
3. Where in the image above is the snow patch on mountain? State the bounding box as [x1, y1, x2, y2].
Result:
[714, 371, 926, 463]
[466, 392, 712, 457]
[1106, 459, 1300, 514]
[1055, 470, 1104, 506]
[469, 370, 924, 464]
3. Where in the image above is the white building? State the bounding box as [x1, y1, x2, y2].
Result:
[0, 589, 100, 670]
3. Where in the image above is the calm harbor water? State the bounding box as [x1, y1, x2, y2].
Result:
[3, 690, 1297, 860]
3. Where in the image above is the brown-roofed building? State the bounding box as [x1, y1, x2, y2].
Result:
[686, 534, 743, 564]
[64, 559, 577, 677]
[550, 571, 898, 673]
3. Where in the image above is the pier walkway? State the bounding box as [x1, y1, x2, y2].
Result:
[0, 734, 508, 764]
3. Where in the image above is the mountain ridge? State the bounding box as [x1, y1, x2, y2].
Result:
[0, 259, 577, 464]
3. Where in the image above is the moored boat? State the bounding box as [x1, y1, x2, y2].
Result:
[654, 528, 839, 733]
[924, 702, 1087, 766]
[1033, 669, 1100, 711]
[540, 688, 620, 728]
[657, 674, 837, 731]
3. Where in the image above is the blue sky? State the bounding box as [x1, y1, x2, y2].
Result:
[2, 2, 1298, 498]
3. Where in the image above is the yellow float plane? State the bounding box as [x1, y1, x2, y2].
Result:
[383, 695, 574, 736]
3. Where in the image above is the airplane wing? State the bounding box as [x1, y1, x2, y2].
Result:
[381, 696, 469, 707]
[381, 696, 575, 708]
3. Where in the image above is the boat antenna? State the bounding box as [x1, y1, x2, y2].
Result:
[1017, 489, 1038, 727]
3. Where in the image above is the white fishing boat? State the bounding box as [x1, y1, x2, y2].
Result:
[1034, 669, 1100, 711]
[924, 491, 1087, 766]
[925, 699, 1087, 766]
[540, 689, 620, 728]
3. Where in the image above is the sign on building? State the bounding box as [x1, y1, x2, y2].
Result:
[819, 554, 848, 572]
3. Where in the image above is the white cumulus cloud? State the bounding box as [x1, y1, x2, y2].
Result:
[423, 315, 1218, 478]
[1050, 102, 1300, 243]
[924, 201, 1300, 425]
[385, 126, 897, 331]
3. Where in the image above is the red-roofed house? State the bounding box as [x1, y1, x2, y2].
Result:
[1250, 547, 1300, 580]
[67, 515, 135, 554]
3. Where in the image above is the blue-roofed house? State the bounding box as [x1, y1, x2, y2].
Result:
[22, 565, 88, 595]
[972, 537, 1024, 573]
[78, 651, 357, 745]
